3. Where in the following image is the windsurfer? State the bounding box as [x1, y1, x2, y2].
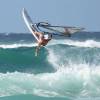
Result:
[34, 31, 52, 56]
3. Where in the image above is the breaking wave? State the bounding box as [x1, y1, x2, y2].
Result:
[0, 66, 100, 98]
[50, 39, 100, 48]
[0, 39, 100, 49]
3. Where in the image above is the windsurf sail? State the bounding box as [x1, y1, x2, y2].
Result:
[36, 22, 84, 36]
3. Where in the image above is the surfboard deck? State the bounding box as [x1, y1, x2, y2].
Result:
[22, 8, 39, 42]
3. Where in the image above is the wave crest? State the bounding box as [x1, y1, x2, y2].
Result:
[50, 39, 100, 48]
[0, 43, 37, 49]
[0, 39, 100, 49]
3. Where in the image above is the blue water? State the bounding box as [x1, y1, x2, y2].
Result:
[0, 32, 100, 100]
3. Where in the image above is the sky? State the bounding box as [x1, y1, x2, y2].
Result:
[0, 0, 100, 33]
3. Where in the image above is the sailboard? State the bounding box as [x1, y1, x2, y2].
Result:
[22, 8, 84, 38]
[22, 8, 39, 41]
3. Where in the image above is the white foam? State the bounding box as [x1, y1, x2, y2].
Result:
[0, 43, 37, 49]
[47, 48, 60, 69]
[49, 39, 100, 48]
[0, 65, 100, 98]
[0, 39, 99, 49]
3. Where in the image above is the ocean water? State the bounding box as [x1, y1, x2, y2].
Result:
[0, 32, 100, 100]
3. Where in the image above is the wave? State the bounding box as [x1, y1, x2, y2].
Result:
[0, 41, 100, 73]
[50, 39, 100, 48]
[0, 43, 37, 49]
[0, 39, 100, 49]
[0, 32, 100, 99]
[0, 65, 100, 98]
[0, 40, 100, 98]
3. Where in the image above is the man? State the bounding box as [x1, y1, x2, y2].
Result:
[34, 31, 52, 56]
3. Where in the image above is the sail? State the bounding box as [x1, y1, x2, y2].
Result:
[37, 22, 84, 36]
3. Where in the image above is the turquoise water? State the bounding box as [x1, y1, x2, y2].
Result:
[0, 32, 100, 100]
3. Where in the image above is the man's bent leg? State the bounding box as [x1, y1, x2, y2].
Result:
[35, 45, 41, 56]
